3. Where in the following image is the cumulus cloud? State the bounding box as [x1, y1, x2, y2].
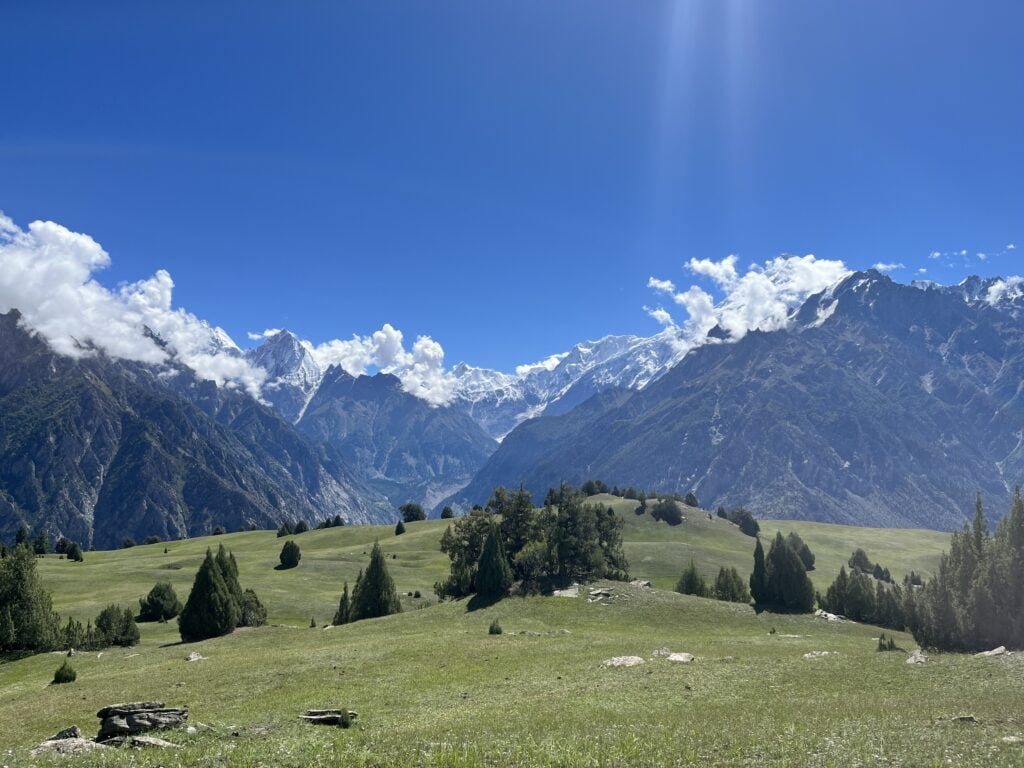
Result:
[646, 253, 851, 352]
[303, 323, 457, 406]
[647, 276, 677, 294]
[247, 328, 282, 340]
[872, 262, 905, 273]
[515, 353, 568, 377]
[0, 212, 266, 397]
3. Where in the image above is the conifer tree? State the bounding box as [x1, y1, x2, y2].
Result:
[476, 523, 513, 600]
[0, 544, 60, 651]
[138, 581, 183, 622]
[764, 532, 815, 612]
[350, 542, 401, 621]
[750, 537, 767, 605]
[178, 548, 240, 642]
[333, 581, 351, 625]
[395, 520, 406, 536]
[215, 546, 244, 613]
[675, 560, 708, 597]
[279, 541, 301, 569]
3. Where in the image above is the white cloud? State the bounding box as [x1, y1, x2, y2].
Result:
[0, 212, 266, 397]
[872, 262, 905, 273]
[646, 254, 851, 351]
[515, 353, 568, 377]
[929, 251, 942, 259]
[918, 268, 928, 274]
[247, 328, 282, 340]
[1008, 243, 1017, 250]
[305, 323, 456, 406]
[986, 276, 1024, 305]
[647, 277, 677, 294]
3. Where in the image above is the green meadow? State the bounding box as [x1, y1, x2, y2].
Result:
[3, 500, 1022, 767]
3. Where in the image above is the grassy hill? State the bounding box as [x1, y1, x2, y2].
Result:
[4, 500, 1023, 766]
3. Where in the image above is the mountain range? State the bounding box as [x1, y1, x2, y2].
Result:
[4, 271, 1024, 545]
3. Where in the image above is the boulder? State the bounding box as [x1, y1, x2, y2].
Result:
[96, 702, 188, 741]
[906, 649, 928, 664]
[299, 709, 359, 727]
[50, 726, 81, 740]
[813, 609, 845, 622]
[975, 646, 1007, 657]
[185, 651, 206, 662]
[630, 580, 652, 588]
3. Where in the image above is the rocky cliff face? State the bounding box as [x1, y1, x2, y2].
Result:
[297, 366, 497, 511]
[450, 272, 1024, 530]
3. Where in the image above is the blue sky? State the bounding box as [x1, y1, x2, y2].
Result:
[1, 1, 1022, 372]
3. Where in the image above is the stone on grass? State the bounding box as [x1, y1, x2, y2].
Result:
[51, 726, 81, 740]
[1002, 736, 1023, 744]
[96, 702, 188, 741]
[185, 651, 206, 662]
[975, 646, 1007, 657]
[31, 738, 108, 756]
[813, 609, 845, 622]
[630, 580, 652, 588]
[102, 735, 182, 749]
[667, 652, 695, 663]
[906, 649, 928, 664]
[602, 656, 645, 667]
[802, 651, 837, 659]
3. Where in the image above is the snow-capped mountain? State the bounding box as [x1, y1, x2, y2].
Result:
[450, 329, 687, 439]
[245, 330, 323, 423]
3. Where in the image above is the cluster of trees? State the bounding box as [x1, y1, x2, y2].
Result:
[0, 543, 139, 653]
[848, 548, 891, 582]
[716, 507, 760, 537]
[138, 581, 183, 622]
[3, 526, 84, 561]
[645, 498, 684, 526]
[436, 485, 629, 601]
[178, 545, 266, 642]
[399, 503, 426, 523]
[675, 562, 750, 603]
[750, 533, 815, 612]
[332, 541, 401, 625]
[819, 563, 907, 631]
[277, 520, 310, 537]
[911, 492, 1024, 651]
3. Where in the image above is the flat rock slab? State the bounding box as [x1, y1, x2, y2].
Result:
[31, 738, 108, 756]
[803, 651, 837, 659]
[906, 650, 928, 664]
[975, 646, 1008, 657]
[553, 585, 580, 598]
[185, 651, 207, 661]
[667, 653, 695, 663]
[96, 702, 188, 741]
[603, 656, 645, 667]
[103, 735, 182, 748]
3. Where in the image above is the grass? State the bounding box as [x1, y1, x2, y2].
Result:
[4, 500, 1021, 766]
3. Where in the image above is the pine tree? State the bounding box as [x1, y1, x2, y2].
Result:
[0, 544, 60, 651]
[178, 548, 240, 642]
[713, 566, 751, 603]
[476, 523, 513, 600]
[676, 560, 708, 597]
[500, 487, 534, 561]
[216, 546, 245, 619]
[138, 581, 182, 622]
[279, 541, 301, 569]
[333, 581, 351, 625]
[395, 520, 406, 536]
[764, 532, 814, 612]
[350, 542, 401, 621]
[750, 537, 768, 605]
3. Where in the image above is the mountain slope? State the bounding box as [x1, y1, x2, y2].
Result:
[0, 310, 379, 548]
[297, 366, 497, 510]
[453, 272, 1024, 529]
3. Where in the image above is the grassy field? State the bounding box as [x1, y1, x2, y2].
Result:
[4, 500, 1022, 766]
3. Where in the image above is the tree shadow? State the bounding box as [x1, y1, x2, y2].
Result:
[466, 593, 502, 612]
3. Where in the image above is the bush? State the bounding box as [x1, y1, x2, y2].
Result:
[95, 605, 140, 647]
[684, 492, 699, 508]
[728, 508, 760, 537]
[395, 520, 406, 536]
[488, 619, 502, 635]
[138, 581, 183, 622]
[52, 659, 76, 684]
[279, 541, 301, 569]
[66, 542, 84, 562]
[294, 520, 310, 534]
[143, 535, 162, 545]
[276, 523, 292, 538]
[239, 589, 267, 627]
[440, 507, 454, 519]
[122, 537, 136, 549]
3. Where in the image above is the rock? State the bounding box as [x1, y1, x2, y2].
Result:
[31, 738, 108, 756]
[1002, 736, 1023, 744]
[813, 609, 845, 622]
[906, 649, 928, 664]
[50, 726, 81, 740]
[975, 646, 1007, 657]
[299, 709, 358, 727]
[652, 647, 671, 657]
[553, 585, 579, 598]
[589, 588, 613, 598]
[67, 648, 76, 657]
[953, 715, 978, 723]
[185, 651, 206, 662]
[802, 651, 837, 659]
[602, 656, 645, 667]
[630, 580, 652, 588]
[667, 652, 695, 663]
[96, 702, 188, 741]
[102, 735, 182, 748]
